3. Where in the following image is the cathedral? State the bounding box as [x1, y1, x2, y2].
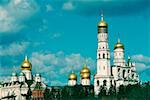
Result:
[94, 14, 139, 95]
[0, 14, 140, 99]
[0, 56, 47, 100]
[67, 14, 139, 95]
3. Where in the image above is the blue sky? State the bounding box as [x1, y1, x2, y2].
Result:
[0, 0, 150, 85]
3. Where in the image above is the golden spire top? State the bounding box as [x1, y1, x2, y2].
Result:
[118, 38, 120, 43]
[101, 13, 104, 21]
[25, 55, 28, 61]
[71, 66, 74, 73]
[21, 55, 32, 70]
[68, 66, 77, 80]
[114, 37, 124, 50]
[83, 64, 87, 68]
[98, 12, 107, 27]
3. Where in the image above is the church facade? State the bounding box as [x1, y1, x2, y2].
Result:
[94, 14, 139, 95]
[0, 14, 140, 99]
[0, 56, 47, 100]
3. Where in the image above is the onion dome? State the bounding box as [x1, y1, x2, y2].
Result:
[80, 64, 90, 76]
[98, 14, 108, 27]
[82, 73, 90, 79]
[20, 72, 25, 76]
[21, 56, 32, 70]
[12, 72, 17, 76]
[35, 73, 41, 77]
[68, 73, 77, 80]
[114, 38, 124, 50]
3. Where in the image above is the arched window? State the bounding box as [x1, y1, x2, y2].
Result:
[110, 80, 113, 86]
[123, 70, 125, 78]
[97, 80, 99, 86]
[118, 68, 120, 72]
[103, 53, 105, 59]
[103, 80, 107, 86]
[103, 66, 105, 70]
[128, 70, 130, 73]
[132, 74, 134, 79]
[99, 54, 100, 59]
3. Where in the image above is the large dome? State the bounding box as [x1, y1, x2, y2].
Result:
[82, 73, 90, 79]
[21, 56, 32, 70]
[80, 64, 90, 75]
[97, 14, 108, 27]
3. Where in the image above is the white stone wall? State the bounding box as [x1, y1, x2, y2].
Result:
[22, 70, 32, 80]
[81, 79, 90, 86]
[68, 80, 77, 86]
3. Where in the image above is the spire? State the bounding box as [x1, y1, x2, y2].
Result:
[71, 66, 74, 73]
[100, 10, 104, 21]
[83, 64, 87, 68]
[25, 55, 28, 61]
[118, 38, 120, 43]
[101, 13, 104, 21]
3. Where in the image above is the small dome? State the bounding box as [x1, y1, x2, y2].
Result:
[68, 73, 77, 80]
[35, 73, 41, 77]
[12, 72, 17, 76]
[21, 56, 32, 70]
[82, 73, 90, 79]
[114, 38, 124, 50]
[20, 72, 25, 76]
[80, 64, 90, 75]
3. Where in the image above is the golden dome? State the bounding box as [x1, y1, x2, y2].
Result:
[114, 38, 124, 50]
[21, 56, 32, 70]
[80, 64, 90, 75]
[69, 73, 77, 80]
[82, 73, 90, 79]
[98, 14, 108, 27]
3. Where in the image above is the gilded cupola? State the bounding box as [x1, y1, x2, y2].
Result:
[80, 64, 90, 79]
[80, 64, 90, 75]
[21, 56, 32, 70]
[68, 73, 77, 80]
[98, 13, 108, 27]
[68, 66, 77, 80]
[114, 38, 124, 50]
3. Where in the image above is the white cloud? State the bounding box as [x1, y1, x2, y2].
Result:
[30, 51, 95, 85]
[131, 54, 150, 72]
[131, 54, 150, 82]
[135, 63, 150, 72]
[0, 0, 38, 33]
[0, 42, 29, 56]
[132, 54, 150, 64]
[62, 2, 74, 10]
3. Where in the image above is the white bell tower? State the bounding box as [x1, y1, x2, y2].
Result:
[113, 38, 125, 66]
[94, 13, 113, 95]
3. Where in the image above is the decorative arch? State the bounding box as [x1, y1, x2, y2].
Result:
[103, 53, 105, 59]
[97, 80, 99, 86]
[123, 70, 125, 78]
[103, 80, 107, 86]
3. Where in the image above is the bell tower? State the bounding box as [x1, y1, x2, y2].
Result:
[94, 13, 113, 95]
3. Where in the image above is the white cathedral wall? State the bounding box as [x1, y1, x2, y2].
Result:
[81, 79, 90, 86]
[68, 80, 76, 86]
[113, 48, 125, 66]
[94, 77, 113, 95]
[97, 59, 110, 76]
[22, 70, 32, 80]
